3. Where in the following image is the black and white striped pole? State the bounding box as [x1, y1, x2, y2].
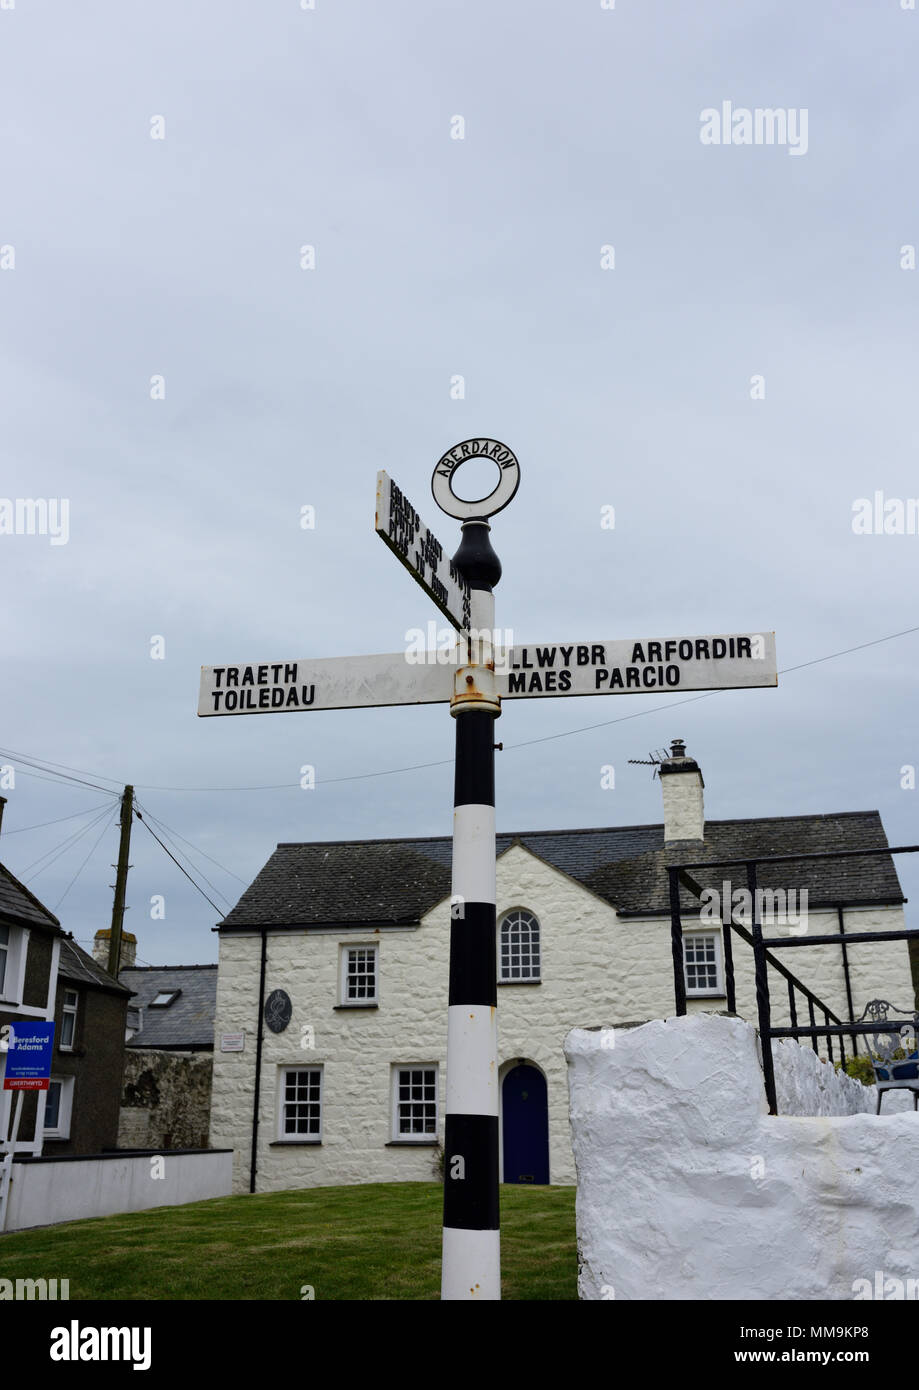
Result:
[432, 441, 520, 1302]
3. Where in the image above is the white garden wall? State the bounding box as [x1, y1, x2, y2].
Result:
[4, 1149, 232, 1232]
[772, 1037, 908, 1116]
[566, 1015, 919, 1300]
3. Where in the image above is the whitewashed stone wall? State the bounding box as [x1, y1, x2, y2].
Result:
[210, 841, 914, 1196]
[566, 1016, 919, 1300]
[772, 1037, 910, 1117]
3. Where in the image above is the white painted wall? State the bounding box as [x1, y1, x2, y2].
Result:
[210, 842, 914, 1195]
[772, 1037, 910, 1117]
[566, 1016, 919, 1300]
[5, 1150, 233, 1232]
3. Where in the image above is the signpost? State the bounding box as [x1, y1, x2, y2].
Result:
[198, 435, 777, 1300]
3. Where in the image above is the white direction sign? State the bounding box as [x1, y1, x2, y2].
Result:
[198, 652, 449, 716]
[501, 631, 777, 698]
[198, 632, 776, 716]
[375, 471, 471, 632]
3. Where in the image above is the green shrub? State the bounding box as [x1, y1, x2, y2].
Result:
[834, 1054, 875, 1088]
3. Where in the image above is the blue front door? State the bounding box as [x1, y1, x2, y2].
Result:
[502, 1064, 549, 1184]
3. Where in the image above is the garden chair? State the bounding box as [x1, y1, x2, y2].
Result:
[859, 999, 919, 1114]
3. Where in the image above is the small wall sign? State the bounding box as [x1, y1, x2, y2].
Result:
[220, 1032, 246, 1052]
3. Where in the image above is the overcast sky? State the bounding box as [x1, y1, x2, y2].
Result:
[1, 0, 917, 968]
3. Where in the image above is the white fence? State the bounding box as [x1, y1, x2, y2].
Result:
[3, 1149, 233, 1232]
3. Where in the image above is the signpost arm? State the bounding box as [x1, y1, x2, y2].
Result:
[442, 520, 502, 1300]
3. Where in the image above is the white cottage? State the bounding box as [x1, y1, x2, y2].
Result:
[209, 742, 914, 1194]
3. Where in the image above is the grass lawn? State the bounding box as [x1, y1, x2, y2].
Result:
[0, 1182, 577, 1300]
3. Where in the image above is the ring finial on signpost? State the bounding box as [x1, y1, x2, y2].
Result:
[432, 439, 520, 521]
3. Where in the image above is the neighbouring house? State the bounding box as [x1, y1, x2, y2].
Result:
[1, 795, 131, 1225]
[208, 743, 915, 1196]
[104, 936, 217, 1151]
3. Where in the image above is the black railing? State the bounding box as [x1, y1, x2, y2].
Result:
[668, 844, 919, 1114]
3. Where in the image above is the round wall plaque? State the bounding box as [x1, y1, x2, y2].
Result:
[264, 989, 292, 1034]
[431, 438, 520, 521]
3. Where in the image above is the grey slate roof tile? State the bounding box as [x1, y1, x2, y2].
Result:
[119, 965, 217, 1048]
[0, 862, 60, 931]
[587, 813, 904, 915]
[218, 811, 903, 929]
[59, 938, 131, 994]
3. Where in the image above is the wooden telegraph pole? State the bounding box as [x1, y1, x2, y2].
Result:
[107, 784, 134, 977]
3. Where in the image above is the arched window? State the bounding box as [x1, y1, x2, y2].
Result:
[499, 909, 541, 982]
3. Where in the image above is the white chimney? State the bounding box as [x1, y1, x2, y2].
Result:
[659, 738, 704, 844]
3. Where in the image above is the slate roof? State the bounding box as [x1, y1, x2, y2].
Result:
[0, 861, 60, 931]
[586, 813, 905, 916]
[59, 938, 131, 995]
[119, 965, 217, 1049]
[218, 811, 904, 929]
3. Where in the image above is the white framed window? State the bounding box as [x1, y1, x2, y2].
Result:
[499, 909, 541, 982]
[0, 923, 28, 1005]
[340, 945, 378, 1005]
[279, 1066, 323, 1140]
[60, 988, 79, 1050]
[43, 1076, 74, 1139]
[684, 931, 724, 996]
[391, 1064, 438, 1140]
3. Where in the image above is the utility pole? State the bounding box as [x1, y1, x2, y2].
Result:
[107, 784, 134, 977]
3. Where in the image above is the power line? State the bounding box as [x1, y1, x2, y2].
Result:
[133, 804, 248, 885]
[0, 748, 122, 797]
[52, 805, 119, 912]
[780, 624, 919, 674]
[0, 747, 124, 790]
[2, 801, 118, 835]
[23, 804, 117, 880]
[134, 802, 234, 909]
[12, 767, 120, 794]
[133, 810, 226, 918]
